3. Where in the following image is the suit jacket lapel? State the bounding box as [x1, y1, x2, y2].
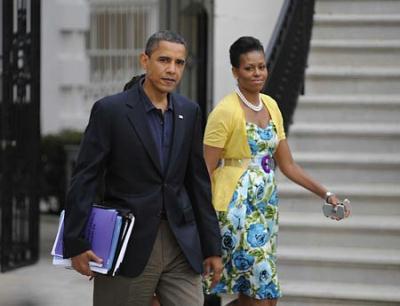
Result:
[166, 94, 186, 177]
[125, 86, 163, 175]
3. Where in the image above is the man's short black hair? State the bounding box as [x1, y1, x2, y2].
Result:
[145, 30, 187, 56]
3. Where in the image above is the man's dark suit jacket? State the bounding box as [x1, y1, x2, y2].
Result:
[63, 83, 221, 277]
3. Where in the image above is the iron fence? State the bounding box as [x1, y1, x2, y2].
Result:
[0, 0, 41, 272]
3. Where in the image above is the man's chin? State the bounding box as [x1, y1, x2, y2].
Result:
[159, 84, 177, 93]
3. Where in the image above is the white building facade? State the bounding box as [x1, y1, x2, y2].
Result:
[40, 0, 283, 134]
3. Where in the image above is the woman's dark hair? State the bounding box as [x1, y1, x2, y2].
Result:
[123, 74, 145, 91]
[123, 30, 187, 91]
[229, 36, 265, 68]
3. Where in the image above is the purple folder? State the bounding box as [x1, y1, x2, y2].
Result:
[52, 207, 118, 265]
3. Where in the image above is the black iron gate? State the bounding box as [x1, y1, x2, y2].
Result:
[0, 0, 41, 272]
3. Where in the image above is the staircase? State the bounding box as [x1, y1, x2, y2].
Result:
[277, 1, 400, 305]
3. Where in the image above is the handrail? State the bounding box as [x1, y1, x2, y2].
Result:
[264, 0, 291, 61]
[263, 0, 315, 134]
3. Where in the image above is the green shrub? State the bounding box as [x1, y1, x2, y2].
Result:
[40, 129, 83, 213]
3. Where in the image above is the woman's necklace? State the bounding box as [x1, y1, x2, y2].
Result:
[235, 86, 263, 112]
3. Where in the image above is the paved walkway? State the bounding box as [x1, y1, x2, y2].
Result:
[0, 214, 92, 306]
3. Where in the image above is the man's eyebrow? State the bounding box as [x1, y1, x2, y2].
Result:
[156, 55, 185, 64]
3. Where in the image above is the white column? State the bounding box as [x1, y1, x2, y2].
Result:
[41, 0, 89, 134]
[213, 0, 284, 105]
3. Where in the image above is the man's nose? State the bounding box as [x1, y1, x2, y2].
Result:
[166, 62, 177, 74]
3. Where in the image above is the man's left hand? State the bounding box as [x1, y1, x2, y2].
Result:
[203, 256, 223, 288]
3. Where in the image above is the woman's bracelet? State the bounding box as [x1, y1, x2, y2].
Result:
[325, 191, 335, 202]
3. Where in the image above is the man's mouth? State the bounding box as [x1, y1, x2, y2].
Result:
[162, 78, 176, 84]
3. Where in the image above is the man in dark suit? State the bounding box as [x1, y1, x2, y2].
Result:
[63, 30, 222, 306]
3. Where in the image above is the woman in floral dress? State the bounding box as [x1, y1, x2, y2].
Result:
[203, 37, 349, 306]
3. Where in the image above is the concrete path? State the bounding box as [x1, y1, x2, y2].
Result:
[0, 214, 92, 306]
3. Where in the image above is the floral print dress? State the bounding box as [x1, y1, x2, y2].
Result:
[204, 120, 282, 300]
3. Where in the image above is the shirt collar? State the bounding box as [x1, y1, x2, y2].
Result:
[139, 77, 174, 113]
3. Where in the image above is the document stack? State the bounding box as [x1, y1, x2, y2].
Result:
[51, 205, 134, 276]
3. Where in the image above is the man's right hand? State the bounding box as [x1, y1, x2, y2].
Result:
[71, 250, 103, 277]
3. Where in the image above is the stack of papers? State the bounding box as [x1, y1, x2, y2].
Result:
[51, 205, 134, 276]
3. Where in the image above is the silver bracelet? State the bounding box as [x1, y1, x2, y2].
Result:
[325, 191, 335, 202]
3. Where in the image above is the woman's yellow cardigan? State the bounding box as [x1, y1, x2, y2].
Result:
[204, 92, 286, 211]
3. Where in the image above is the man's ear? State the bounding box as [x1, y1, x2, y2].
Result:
[139, 52, 148, 70]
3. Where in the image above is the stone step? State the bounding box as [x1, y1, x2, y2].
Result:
[278, 246, 400, 285]
[277, 182, 400, 216]
[294, 94, 400, 124]
[305, 66, 400, 95]
[316, 0, 400, 15]
[278, 4, 400, 305]
[288, 123, 400, 153]
[313, 14, 400, 40]
[309, 39, 400, 67]
[280, 281, 400, 306]
[277, 152, 400, 184]
[279, 213, 400, 249]
[277, 246, 400, 286]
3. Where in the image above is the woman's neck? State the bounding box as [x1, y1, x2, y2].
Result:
[237, 86, 260, 105]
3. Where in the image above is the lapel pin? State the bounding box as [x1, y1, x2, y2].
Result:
[178, 115, 184, 119]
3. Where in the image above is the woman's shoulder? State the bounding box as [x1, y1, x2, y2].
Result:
[260, 93, 279, 107]
[210, 92, 240, 116]
[261, 93, 284, 115]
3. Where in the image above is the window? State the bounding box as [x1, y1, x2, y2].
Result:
[85, 0, 159, 101]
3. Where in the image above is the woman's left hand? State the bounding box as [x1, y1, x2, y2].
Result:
[327, 195, 351, 220]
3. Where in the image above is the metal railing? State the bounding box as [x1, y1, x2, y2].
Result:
[263, 0, 315, 134]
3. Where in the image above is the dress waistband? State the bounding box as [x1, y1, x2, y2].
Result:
[222, 156, 275, 173]
[222, 159, 249, 167]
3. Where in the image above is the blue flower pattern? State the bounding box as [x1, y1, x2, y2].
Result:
[227, 204, 246, 230]
[268, 188, 278, 206]
[233, 250, 255, 271]
[257, 282, 280, 299]
[232, 276, 251, 295]
[221, 228, 237, 251]
[204, 121, 282, 299]
[259, 128, 273, 140]
[248, 139, 258, 155]
[247, 223, 269, 247]
[253, 261, 273, 284]
[255, 184, 265, 201]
